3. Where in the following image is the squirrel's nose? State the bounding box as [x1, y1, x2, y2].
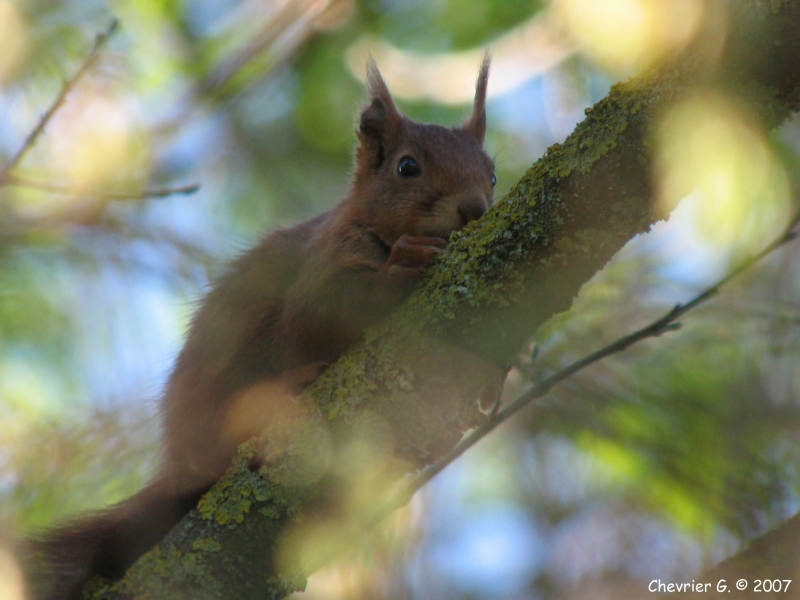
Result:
[457, 192, 489, 224]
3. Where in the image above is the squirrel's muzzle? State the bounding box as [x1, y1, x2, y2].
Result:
[456, 190, 490, 225]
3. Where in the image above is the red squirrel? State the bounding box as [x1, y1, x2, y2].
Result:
[30, 56, 495, 599]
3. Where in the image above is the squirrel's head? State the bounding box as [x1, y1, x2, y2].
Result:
[349, 55, 495, 244]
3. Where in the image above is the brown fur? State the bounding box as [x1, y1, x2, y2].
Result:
[28, 56, 495, 599]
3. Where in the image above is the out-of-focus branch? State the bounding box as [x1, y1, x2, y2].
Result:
[196, 0, 331, 98]
[0, 17, 202, 242]
[157, 0, 351, 135]
[0, 175, 200, 244]
[659, 509, 800, 599]
[2, 174, 199, 200]
[0, 19, 119, 184]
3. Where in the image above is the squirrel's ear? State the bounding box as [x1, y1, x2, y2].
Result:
[462, 53, 490, 145]
[357, 56, 403, 171]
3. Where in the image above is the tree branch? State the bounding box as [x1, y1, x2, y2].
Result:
[659, 510, 800, 598]
[390, 206, 800, 513]
[1, 174, 199, 200]
[0, 19, 118, 184]
[0, 20, 204, 246]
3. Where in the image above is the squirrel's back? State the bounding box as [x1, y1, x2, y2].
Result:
[162, 210, 333, 490]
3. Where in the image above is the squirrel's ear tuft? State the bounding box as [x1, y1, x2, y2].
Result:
[357, 56, 403, 171]
[365, 55, 399, 112]
[462, 52, 490, 145]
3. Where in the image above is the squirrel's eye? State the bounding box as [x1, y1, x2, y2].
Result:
[397, 156, 421, 178]
[491, 173, 497, 187]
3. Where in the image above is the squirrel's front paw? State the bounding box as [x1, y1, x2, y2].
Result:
[382, 234, 446, 282]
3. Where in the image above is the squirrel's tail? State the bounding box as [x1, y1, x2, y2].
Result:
[26, 478, 205, 600]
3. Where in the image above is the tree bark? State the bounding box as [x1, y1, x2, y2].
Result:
[94, 1, 800, 598]
[659, 512, 800, 599]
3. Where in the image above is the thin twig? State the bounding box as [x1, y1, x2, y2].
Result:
[2, 174, 199, 200]
[0, 19, 119, 184]
[377, 206, 800, 519]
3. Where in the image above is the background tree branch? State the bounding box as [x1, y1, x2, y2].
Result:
[92, 1, 800, 598]
[660, 509, 800, 598]
[0, 20, 118, 184]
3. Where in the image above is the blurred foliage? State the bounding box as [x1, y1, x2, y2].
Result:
[0, 1, 799, 599]
[359, 0, 542, 51]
